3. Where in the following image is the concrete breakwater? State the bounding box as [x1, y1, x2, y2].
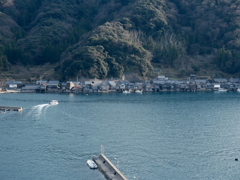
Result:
[93, 154, 128, 180]
[0, 106, 22, 112]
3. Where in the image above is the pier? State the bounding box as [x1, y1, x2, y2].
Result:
[93, 154, 128, 180]
[0, 106, 22, 112]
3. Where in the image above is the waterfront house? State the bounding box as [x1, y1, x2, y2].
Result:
[47, 81, 59, 89]
[189, 83, 197, 91]
[152, 84, 160, 91]
[99, 81, 109, 92]
[213, 84, 221, 90]
[108, 81, 116, 86]
[213, 78, 228, 83]
[39, 84, 47, 92]
[83, 85, 91, 93]
[206, 83, 214, 90]
[117, 81, 129, 90]
[189, 74, 196, 81]
[143, 82, 153, 91]
[22, 83, 41, 92]
[229, 77, 239, 83]
[66, 81, 78, 90]
[5, 81, 23, 91]
[60, 82, 67, 91]
[157, 75, 168, 81]
[108, 81, 117, 92]
[91, 85, 99, 92]
[133, 83, 143, 91]
[71, 84, 83, 93]
[162, 83, 171, 91]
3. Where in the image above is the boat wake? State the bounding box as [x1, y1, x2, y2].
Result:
[27, 103, 50, 120]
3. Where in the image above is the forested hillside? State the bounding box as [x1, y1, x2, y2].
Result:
[1, 0, 240, 80]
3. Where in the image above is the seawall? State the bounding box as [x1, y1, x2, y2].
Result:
[0, 106, 22, 111]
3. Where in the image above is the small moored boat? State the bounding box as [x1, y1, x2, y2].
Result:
[49, 100, 59, 105]
[123, 90, 130, 94]
[135, 89, 142, 94]
[86, 160, 98, 169]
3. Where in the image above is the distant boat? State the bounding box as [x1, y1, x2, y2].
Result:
[218, 88, 227, 92]
[1, 110, 6, 113]
[49, 100, 59, 105]
[86, 160, 98, 169]
[123, 90, 130, 94]
[135, 90, 143, 94]
[237, 88, 240, 92]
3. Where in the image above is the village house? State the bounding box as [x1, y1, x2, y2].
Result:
[152, 84, 160, 91]
[98, 81, 109, 92]
[143, 82, 153, 92]
[60, 82, 67, 91]
[5, 81, 23, 91]
[71, 85, 82, 93]
[21, 83, 41, 92]
[194, 79, 207, 91]
[205, 82, 213, 91]
[133, 83, 143, 91]
[189, 74, 196, 81]
[116, 80, 129, 91]
[127, 83, 134, 92]
[47, 80, 60, 91]
[157, 75, 168, 81]
[213, 83, 221, 91]
[213, 78, 228, 84]
[108, 81, 117, 92]
[225, 82, 235, 91]
[66, 81, 80, 91]
[229, 77, 239, 83]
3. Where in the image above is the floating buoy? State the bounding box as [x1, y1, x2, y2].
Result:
[235, 158, 238, 161]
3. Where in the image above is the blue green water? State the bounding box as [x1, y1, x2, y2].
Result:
[0, 92, 240, 179]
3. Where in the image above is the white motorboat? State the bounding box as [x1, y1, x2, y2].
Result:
[86, 160, 98, 169]
[123, 90, 130, 94]
[135, 90, 142, 94]
[49, 100, 59, 105]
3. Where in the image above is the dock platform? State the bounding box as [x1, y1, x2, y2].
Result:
[93, 154, 128, 180]
[0, 106, 22, 112]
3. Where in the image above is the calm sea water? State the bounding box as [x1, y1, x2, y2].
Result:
[0, 92, 240, 180]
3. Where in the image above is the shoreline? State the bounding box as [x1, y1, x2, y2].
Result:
[0, 89, 233, 94]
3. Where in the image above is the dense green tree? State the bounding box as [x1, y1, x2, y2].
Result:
[217, 46, 232, 68]
[2, 0, 240, 79]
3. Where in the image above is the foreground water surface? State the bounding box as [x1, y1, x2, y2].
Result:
[0, 92, 240, 179]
